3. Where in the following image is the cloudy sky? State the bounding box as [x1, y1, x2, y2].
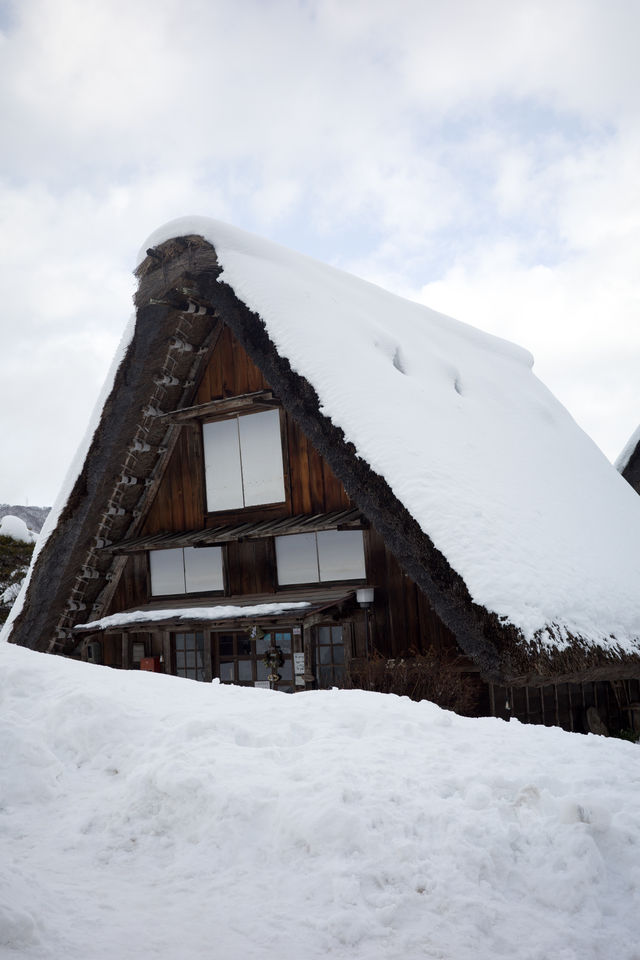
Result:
[1, 0, 639, 506]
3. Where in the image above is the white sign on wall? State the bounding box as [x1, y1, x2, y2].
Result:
[294, 652, 305, 678]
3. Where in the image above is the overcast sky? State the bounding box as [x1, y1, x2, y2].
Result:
[1, 0, 639, 506]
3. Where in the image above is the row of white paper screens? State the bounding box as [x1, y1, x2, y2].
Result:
[149, 529, 367, 595]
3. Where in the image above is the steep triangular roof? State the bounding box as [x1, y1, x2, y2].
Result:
[5, 218, 640, 682]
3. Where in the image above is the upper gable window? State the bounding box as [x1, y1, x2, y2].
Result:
[203, 409, 286, 512]
[150, 546, 224, 596]
[275, 530, 366, 585]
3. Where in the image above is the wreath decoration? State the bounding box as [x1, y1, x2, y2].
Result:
[262, 644, 284, 682]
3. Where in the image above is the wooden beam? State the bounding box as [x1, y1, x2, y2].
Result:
[163, 390, 277, 424]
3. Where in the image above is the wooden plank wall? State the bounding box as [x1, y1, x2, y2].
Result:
[141, 325, 349, 537]
[491, 678, 640, 734]
[196, 324, 269, 401]
[364, 527, 458, 659]
[106, 323, 460, 669]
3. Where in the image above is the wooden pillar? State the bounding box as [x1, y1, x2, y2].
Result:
[161, 631, 171, 674]
[121, 632, 129, 670]
[203, 629, 213, 683]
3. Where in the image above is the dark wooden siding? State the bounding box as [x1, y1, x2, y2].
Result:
[363, 526, 458, 659]
[196, 324, 270, 402]
[109, 553, 149, 614]
[141, 326, 349, 537]
[109, 326, 352, 613]
[105, 324, 460, 673]
[491, 678, 640, 735]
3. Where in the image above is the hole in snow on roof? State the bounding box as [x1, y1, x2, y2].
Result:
[392, 348, 407, 375]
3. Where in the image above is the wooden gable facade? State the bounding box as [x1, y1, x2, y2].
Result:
[88, 322, 461, 697]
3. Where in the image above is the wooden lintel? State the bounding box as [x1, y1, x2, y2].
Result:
[164, 390, 277, 424]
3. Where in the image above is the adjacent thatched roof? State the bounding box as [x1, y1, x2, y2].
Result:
[5, 219, 640, 684]
[617, 424, 640, 496]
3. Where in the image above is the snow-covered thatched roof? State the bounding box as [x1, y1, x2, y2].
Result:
[144, 219, 640, 655]
[5, 217, 640, 679]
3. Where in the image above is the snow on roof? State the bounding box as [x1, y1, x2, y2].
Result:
[142, 218, 640, 651]
[75, 601, 311, 632]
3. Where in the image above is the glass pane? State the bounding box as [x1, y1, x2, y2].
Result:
[186, 652, 195, 668]
[184, 633, 195, 648]
[238, 636, 252, 655]
[218, 635, 233, 656]
[150, 548, 185, 595]
[333, 644, 345, 664]
[256, 632, 270, 655]
[333, 666, 345, 685]
[176, 653, 186, 670]
[257, 660, 269, 681]
[275, 533, 319, 585]
[331, 626, 343, 643]
[219, 662, 234, 682]
[239, 410, 286, 507]
[203, 418, 243, 511]
[275, 631, 291, 653]
[318, 645, 332, 664]
[279, 658, 292, 682]
[318, 626, 331, 645]
[318, 666, 332, 688]
[238, 660, 253, 681]
[317, 531, 366, 582]
[184, 546, 224, 593]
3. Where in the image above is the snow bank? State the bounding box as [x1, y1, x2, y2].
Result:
[141, 218, 640, 650]
[2, 641, 639, 960]
[0, 515, 37, 544]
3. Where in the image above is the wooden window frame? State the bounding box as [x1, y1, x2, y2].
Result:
[147, 545, 228, 600]
[200, 407, 292, 520]
[274, 530, 368, 589]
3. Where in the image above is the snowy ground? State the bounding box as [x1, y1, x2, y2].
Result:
[2, 642, 639, 960]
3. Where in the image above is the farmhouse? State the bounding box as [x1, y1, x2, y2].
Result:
[5, 218, 640, 733]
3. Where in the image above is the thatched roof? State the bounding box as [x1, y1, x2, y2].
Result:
[617, 424, 640, 496]
[5, 220, 640, 684]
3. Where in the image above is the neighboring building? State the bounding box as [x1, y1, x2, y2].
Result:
[616, 425, 640, 496]
[5, 219, 640, 733]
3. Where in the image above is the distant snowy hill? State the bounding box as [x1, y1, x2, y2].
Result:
[1, 642, 639, 960]
[0, 504, 49, 534]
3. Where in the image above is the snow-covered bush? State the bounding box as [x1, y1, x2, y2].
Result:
[0, 518, 36, 627]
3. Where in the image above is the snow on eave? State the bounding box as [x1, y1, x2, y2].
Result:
[74, 602, 312, 632]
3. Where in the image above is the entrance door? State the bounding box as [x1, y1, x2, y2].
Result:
[173, 631, 206, 681]
[315, 625, 345, 688]
[214, 629, 295, 692]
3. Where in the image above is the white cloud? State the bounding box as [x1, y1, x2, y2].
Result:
[1, 0, 640, 500]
